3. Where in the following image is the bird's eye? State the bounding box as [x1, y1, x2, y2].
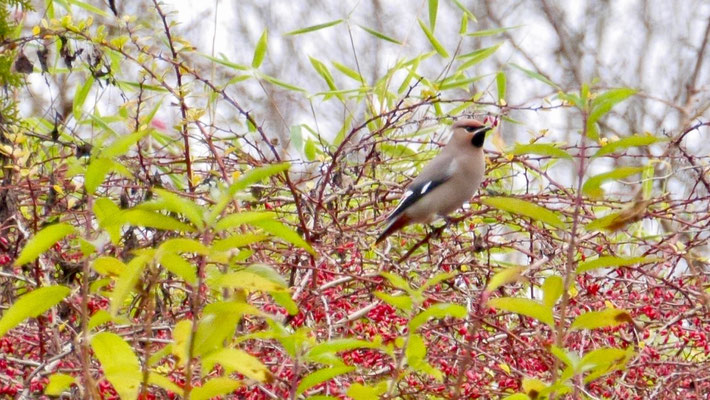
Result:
[464, 126, 479, 132]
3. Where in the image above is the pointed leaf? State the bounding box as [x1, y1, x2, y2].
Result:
[252, 29, 268, 68]
[122, 209, 196, 232]
[577, 256, 660, 273]
[296, 365, 355, 396]
[593, 134, 662, 158]
[409, 303, 467, 331]
[542, 275, 563, 308]
[428, 0, 438, 30]
[14, 223, 75, 266]
[202, 348, 273, 383]
[510, 143, 572, 159]
[467, 25, 522, 37]
[191, 377, 240, 400]
[486, 266, 526, 292]
[510, 63, 559, 89]
[109, 253, 150, 316]
[91, 332, 141, 400]
[151, 189, 205, 230]
[418, 18, 448, 58]
[483, 197, 566, 229]
[160, 252, 197, 285]
[44, 373, 76, 396]
[488, 297, 554, 327]
[85, 157, 115, 194]
[285, 20, 343, 35]
[356, 24, 402, 45]
[571, 308, 633, 330]
[582, 167, 644, 199]
[215, 211, 277, 232]
[251, 219, 315, 254]
[72, 75, 94, 121]
[0, 286, 70, 337]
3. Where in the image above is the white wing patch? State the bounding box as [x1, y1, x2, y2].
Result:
[421, 182, 431, 194]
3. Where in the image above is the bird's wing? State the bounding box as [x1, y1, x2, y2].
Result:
[386, 174, 451, 221]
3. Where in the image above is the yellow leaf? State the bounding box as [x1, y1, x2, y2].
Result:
[499, 362, 511, 374]
[32, 25, 41, 35]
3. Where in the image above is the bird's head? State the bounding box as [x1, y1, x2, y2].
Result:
[451, 119, 492, 148]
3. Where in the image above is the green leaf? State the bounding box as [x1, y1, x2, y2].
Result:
[577, 256, 660, 273]
[510, 63, 559, 89]
[215, 269, 287, 292]
[578, 347, 631, 382]
[467, 25, 522, 37]
[409, 303, 467, 331]
[67, 0, 110, 17]
[496, 71, 506, 103]
[88, 310, 112, 330]
[72, 75, 94, 121]
[571, 308, 633, 330]
[159, 238, 210, 255]
[109, 253, 150, 316]
[44, 373, 75, 396]
[406, 333, 443, 381]
[380, 272, 412, 292]
[202, 348, 273, 382]
[457, 43, 502, 71]
[85, 157, 114, 194]
[285, 20, 343, 35]
[304, 139, 317, 161]
[510, 143, 572, 159]
[92, 256, 125, 276]
[0, 286, 70, 337]
[215, 211, 277, 232]
[428, 0, 438, 30]
[91, 332, 141, 400]
[212, 234, 269, 251]
[486, 266, 525, 292]
[450, 0, 476, 21]
[252, 29, 268, 68]
[356, 24, 402, 45]
[14, 223, 75, 266]
[151, 189, 205, 230]
[94, 197, 122, 243]
[582, 167, 644, 199]
[190, 377, 241, 400]
[102, 130, 150, 158]
[159, 252, 197, 285]
[199, 53, 249, 71]
[261, 73, 307, 92]
[488, 297, 554, 327]
[309, 56, 337, 92]
[122, 209, 196, 232]
[418, 18, 448, 58]
[347, 381, 388, 400]
[251, 219, 315, 254]
[332, 61, 364, 82]
[542, 275, 563, 308]
[593, 134, 662, 158]
[228, 163, 290, 197]
[148, 372, 183, 394]
[306, 338, 382, 361]
[502, 394, 531, 400]
[421, 272, 456, 291]
[588, 88, 637, 126]
[296, 365, 355, 396]
[374, 291, 412, 312]
[482, 197, 566, 229]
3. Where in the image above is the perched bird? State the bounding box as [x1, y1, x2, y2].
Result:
[375, 119, 491, 245]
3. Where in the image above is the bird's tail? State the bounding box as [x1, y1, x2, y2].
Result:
[375, 214, 410, 245]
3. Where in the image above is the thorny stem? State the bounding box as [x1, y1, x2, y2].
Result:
[152, 0, 194, 193]
[552, 111, 589, 390]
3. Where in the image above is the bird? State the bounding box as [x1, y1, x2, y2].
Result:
[375, 118, 491, 245]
